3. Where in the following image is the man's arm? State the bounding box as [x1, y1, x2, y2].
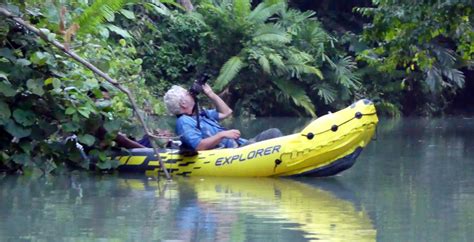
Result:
[196, 129, 241, 151]
[202, 84, 233, 120]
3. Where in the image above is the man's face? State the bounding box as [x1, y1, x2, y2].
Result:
[180, 91, 195, 114]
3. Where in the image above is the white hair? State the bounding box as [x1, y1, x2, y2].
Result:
[164, 85, 187, 115]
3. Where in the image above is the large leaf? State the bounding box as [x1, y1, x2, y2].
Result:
[258, 56, 271, 74]
[79, 134, 96, 146]
[5, 120, 31, 139]
[0, 81, 16, 97]
[442, 67, 465, 88]
[106, 24, 132, 39]
[119, 9, 135, 19]
[426, 67, 442, 92]
[233, 0, 251, 19]
[215, 56, 244, 90]
[26, 79, 45, 96]
[247, 2, 286, 24]
[74, 0, 130, 35]
[328, 56, 360, 89]
[253, 25, 291, 43]
[314, 83, 337, 104]
[0, 100, 11, 125]
[12, 153, 31, 165]
[13, 109, 35, 126]
[272, 78, 316, 117]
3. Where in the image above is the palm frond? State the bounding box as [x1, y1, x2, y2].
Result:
[328, 56, 361, 89]
[233, 0, 251, 19]
[425, 66, 442, 92]
[268, 53, 285, 69]
[247, 2, 285, 24]
[312, 83, 337, 104]
[284, 63, 323, 79]
[74, 0, 132, 35]
[272, 78, 316, 117]
[433, 45, 456, 66]
[215, 56, 244, 90]
[264, 0, 287, 6]
[442, 68, 465, 88]
[258, 56, 271, 74]
[253, 24, 291, 43]
[282, 49, 323, 78]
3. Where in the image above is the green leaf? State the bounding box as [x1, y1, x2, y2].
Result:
[216, 56, 244, 90]
[96, 100, 112, 109]
[106, 24, 132, 39]
[0, 81, 16, 97]
[104, 120, 121, 133]
[79, 134, 96, 146]
[12, 153, 31, 165]
[0, 100, 11, 125]
[96, 160, 112, 169]
[30, 52, 48, 66]
[77, 107, 91, 118]
[253, 25, 291, 43]
[0, 48, 15, 61]
[19, 141, 33, 154]
[272, 78, 316, 117]
[120, 9, 135, 19]
[0, 71, 8, 81]
[259, 56, 271, 74]
[16, 59, 31, 66]
[65, 107, 76, 115]
[26, 79, 45, 96]
[44, 78, 61, 89]
[13, 109, 35, 126]
[233, 0, 251, 19]
[63, 122, 80, 132]
[5, 120, 31, 139]
[247, 2, 285, 24]
[99, 26, 110, 38]
[52, 78, 62, 90]
[74, 0, 129, 35]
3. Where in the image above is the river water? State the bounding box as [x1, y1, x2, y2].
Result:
[1, 117, 473, 241]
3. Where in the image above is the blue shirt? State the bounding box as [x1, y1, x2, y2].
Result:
[176, 109, 247, 150]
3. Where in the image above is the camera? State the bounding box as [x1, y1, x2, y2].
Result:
[189, 73, 211, 96]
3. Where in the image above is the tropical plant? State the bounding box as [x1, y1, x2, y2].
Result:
[0, 1, 156, 174]
[355, 0, 474, 115]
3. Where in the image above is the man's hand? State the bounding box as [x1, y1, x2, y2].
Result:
[219, 129, 241, 139]
[201, 83, 233, 119]
[202, 83, 215, 97]
[196, 129, 241, 151]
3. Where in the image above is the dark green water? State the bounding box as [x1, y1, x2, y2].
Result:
[1, 117, 473, 241]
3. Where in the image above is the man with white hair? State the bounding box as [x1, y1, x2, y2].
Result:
[164, 84, 282, 151]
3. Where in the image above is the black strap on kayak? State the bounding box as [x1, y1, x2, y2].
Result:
[302, 112, 377, 140]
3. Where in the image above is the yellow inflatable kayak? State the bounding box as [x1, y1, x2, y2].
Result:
[114, 99, 378, 177]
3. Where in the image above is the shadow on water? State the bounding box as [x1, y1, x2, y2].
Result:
[0, 174, 376, 241]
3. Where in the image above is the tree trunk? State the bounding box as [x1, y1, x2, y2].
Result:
[178, 0, 194, 12]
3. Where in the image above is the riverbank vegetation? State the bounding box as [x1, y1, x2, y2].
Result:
[1, 0, 472, 174]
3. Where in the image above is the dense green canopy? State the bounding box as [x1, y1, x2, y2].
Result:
[0, 0, 472, 174]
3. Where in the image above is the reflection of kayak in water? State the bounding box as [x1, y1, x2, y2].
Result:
[114, 99, 378, 177]
[120, 177, 376, 241]
[187, 177, 376, 242]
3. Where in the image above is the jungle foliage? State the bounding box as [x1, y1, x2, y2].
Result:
[0, 0, 473, 174]
[0, 0, 159, 174]
[355, 0, 474, 116]
[129, 0, 362, 116]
